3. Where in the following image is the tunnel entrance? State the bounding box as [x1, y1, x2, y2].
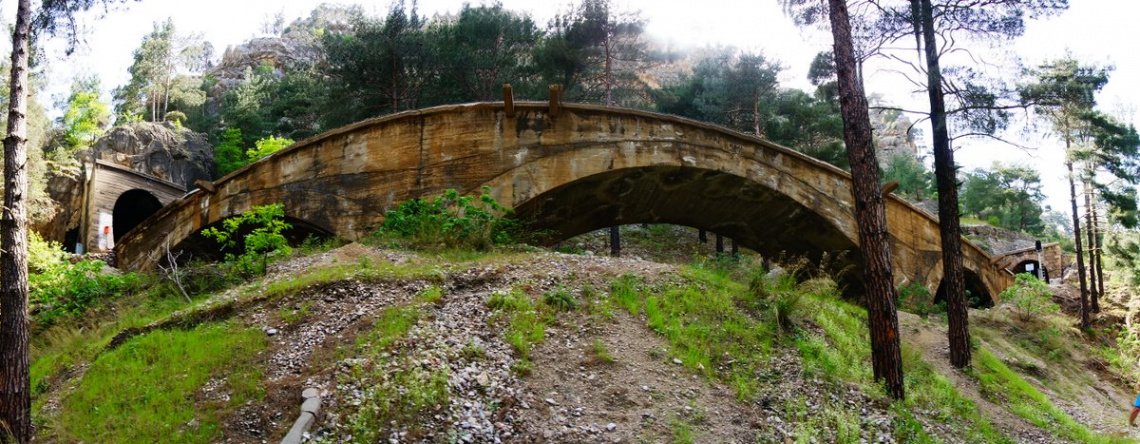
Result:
[1011, 260, 1049, 282]
[113, 189, 164, 243]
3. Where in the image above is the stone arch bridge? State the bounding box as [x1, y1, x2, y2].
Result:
[116, 102, 1015, 303]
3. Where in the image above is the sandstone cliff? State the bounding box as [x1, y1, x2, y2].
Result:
[92, 121, 214, 189]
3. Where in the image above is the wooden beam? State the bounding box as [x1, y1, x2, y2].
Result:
[881, 181, 899, 197]
[549, 84, 562, 117]
[503, 84, 515, 118]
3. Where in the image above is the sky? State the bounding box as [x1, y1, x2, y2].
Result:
[24, 0, 1140, 212]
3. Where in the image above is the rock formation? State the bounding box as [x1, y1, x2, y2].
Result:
[92, 121, 214, 189]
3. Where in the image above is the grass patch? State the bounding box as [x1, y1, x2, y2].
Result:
[31, 278, 228, 420]
[279, 300, 313, 325]
[417, 285, 444, 305]
[49, 322, 267, 443]
[794, 295, 872, 386]
[592, 339, 616, 364]
[543, 287, 578, 311]
[487, 288, 550, 375]
[972, 348, 1128, 444]
[607, 265, 775, 400]
[260, 260, 444, 300]
[669, 415, 696, 444]
[339, 305, 450, 441]
[899, 346, 1012, 443]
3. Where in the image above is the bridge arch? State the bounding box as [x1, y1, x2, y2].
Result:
[116, 102, 1012, 300]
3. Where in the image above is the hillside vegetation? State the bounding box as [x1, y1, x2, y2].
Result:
[25, 218, 1140, 443]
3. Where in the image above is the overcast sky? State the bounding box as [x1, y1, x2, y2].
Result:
[27, 0, 1140, 212]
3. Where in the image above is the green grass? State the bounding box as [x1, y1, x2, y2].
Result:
[669, 415, 696, 444]
[31, 283, 223, 410]
[279, 300, 313, 324]
[972, 348, 1130, 444]
[795, 295, 873, 386]
[606, 265, 775, 400]
[592, 339, 616, 364]
[339, 305, 450, 442]
[50, 322, 267, 444]
[259, 261, 445, 299]
[487, 288, 550, 374]
[417, 285, 444, 304]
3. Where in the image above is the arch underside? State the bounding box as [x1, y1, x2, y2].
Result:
[513, 166, 863, 285]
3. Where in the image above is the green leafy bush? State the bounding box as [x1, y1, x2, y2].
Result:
[29, 261, 145, 327]
[213, 128, 247, 177]
[375, 187, 517, 251]
[201, 203, 293, 277]
[898, 282, 942, 318]
[245, 135, 294, 160]
[999, 273, 1058, 322]
[28, 231, 66, 274]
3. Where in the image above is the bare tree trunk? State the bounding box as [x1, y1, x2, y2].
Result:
[1093, 204, 1106, 299]
[604, 36, 613, 107]
[1084, 180, 1099, 312]
[753, 98, 761, 137]
[1068, 159, 1090, 330]
[698, 229, 707, 243]
[829, 0, 904, 400]
[0, 0, 33, 440]
[604, 36, 620, 257]
[391, 48, 399, 111]
[715, 233, 724, 254]
[915, 0, 970, 368]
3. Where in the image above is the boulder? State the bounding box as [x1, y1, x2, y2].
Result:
[92, 121, 214, 190]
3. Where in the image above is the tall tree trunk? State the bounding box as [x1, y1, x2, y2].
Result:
[1093, 203, 1106, 299]
[715, 233, 724, 254]
[698, 229, 707, 243]
[604, 36, 613, 107]
[604, 36, 620, 257]
[1067, 158, 1090, 330]
[0, 0, 33, 440]
[828, 0, 904, 400]
[753, 97, 761, 137]
[390, 48, 399, 111]
[915, 0, 970, 368]
[1084, 180, 1099, 312]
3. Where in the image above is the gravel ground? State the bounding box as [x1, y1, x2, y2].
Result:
[197, 242, 1128, 443]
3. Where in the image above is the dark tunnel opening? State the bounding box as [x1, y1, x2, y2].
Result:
[1011, 260, 1049, 282]
[63, 227, 79, 253]
[935, 268, 995, 309]
[113, 189, 164, 243]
